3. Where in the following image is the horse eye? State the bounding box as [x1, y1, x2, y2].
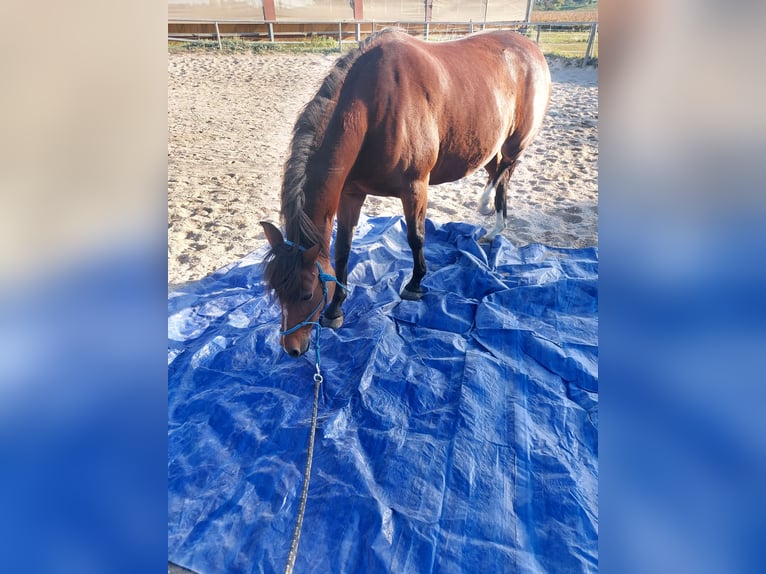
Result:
[301, 293, 312, 302]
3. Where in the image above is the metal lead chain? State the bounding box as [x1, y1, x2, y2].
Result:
[284, 367, 322, 574]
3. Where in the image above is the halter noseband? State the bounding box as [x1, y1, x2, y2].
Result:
[279, 261, 345, 336]
[278, 239, 347, 338]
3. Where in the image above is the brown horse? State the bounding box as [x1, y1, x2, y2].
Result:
[262, 28, 551, 357]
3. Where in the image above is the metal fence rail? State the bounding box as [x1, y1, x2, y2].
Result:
[168, 19, 599, 63]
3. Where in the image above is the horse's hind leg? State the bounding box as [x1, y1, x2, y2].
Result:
[478, 158, 500, 216]
[400, 179, 429, 301]
[483, 159, 518, 242]
[321, 190, 365, 329]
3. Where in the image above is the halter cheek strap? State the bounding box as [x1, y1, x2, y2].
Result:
[279, 261, 347, 337]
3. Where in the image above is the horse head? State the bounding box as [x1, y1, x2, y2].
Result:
[261, 221, 334, 357]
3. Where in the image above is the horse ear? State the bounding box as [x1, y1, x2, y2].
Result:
[302, 244, 320, 266]
[261, 221, 284, 248]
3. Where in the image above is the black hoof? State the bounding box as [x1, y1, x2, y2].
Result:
[320, 313, 344, 329]
[400, 288, 424, 301]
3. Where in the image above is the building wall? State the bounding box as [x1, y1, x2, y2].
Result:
[168, 0, 529, 22]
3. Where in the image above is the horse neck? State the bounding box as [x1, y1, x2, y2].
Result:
[303, 103, 367, 248]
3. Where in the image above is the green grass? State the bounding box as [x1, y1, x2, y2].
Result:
[546, 53, 598, 67]
[534, 0, 598, 11]
[525, 28, 598, 64]
[169, 28, 597, 65]
[169, 35, 341, 55]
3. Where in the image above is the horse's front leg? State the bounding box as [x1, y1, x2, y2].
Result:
[321, 191, 365, 329]
[401, 180, 428, 301]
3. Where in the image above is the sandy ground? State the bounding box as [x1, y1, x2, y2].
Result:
[168, 49, 597, 289]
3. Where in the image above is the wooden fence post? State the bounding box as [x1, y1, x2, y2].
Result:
[425, 0, 432, 39]
[215, 21, 222, 49]
[584, 22, 598, 65]
[352, 0, 363, 20]
[262, 0, 276, 21]
[263, 0, 276, 46]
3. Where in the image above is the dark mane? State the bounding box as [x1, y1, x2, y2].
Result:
[264, 29, 402, 298]
[280, 28, 402, 251]
[262, 242, 304, 302]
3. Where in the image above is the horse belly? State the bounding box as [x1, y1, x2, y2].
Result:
[429, 123, 507, 185]
[428, 83, 512, 184]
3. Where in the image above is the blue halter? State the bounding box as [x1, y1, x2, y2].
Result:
[278, 239, 347, 364]
[279, 260, 345, 336]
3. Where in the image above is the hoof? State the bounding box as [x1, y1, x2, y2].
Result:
[400, 288, 424, 301]
[479, 234, 495, 244]
[320, 313, 344, 329]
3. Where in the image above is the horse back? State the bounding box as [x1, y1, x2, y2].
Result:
[332, 30, 551, 192]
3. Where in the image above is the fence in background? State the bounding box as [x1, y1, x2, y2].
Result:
[167, 20, 599, 64]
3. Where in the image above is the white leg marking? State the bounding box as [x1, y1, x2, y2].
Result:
[484, 212, 506, 241]
[479, 180, 496, 216]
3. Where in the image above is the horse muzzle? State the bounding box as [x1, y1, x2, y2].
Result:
[282, 330, 311, 358]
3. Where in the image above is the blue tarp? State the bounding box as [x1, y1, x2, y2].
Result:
[168, 215, 598, 573]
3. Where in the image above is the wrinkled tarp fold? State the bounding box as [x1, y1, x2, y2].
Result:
[168, 216, 598, 573]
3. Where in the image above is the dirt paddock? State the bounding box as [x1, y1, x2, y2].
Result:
[168, 50, 598, 288]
